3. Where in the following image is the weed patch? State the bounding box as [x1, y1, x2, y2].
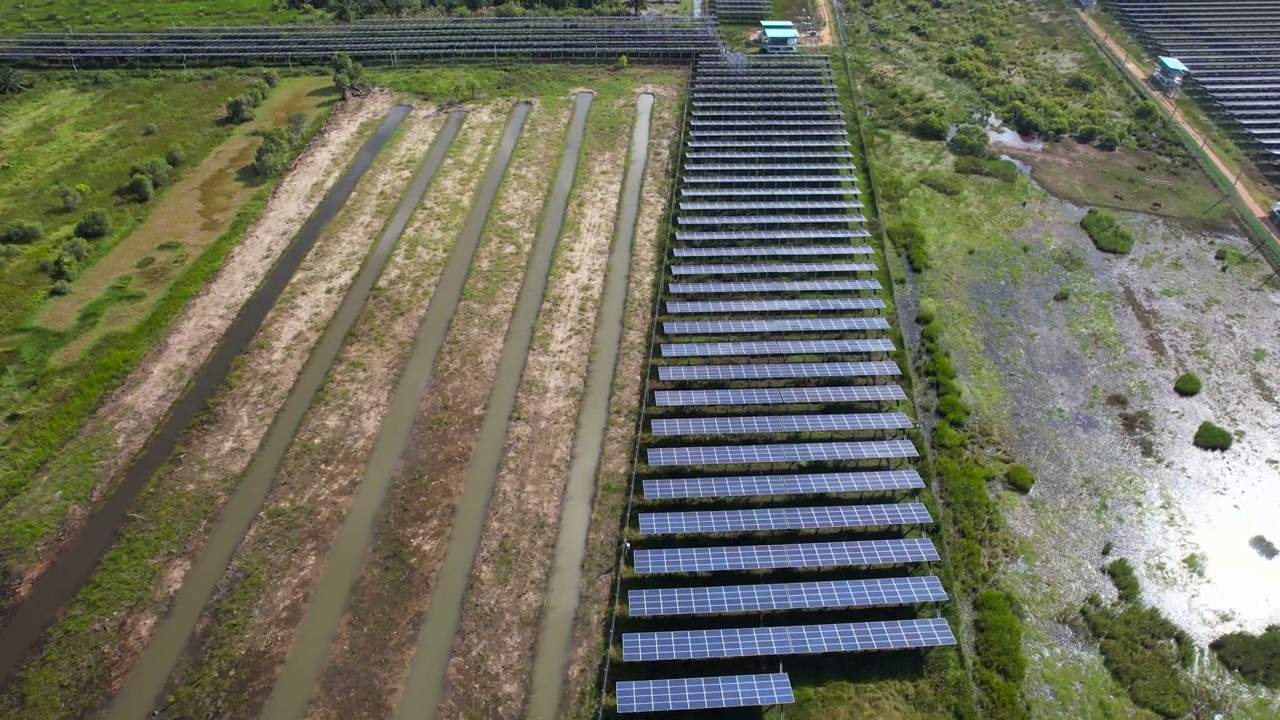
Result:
[1080, 208, 1134, 255]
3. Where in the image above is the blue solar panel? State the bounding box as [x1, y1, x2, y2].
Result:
[666, 299, 885, 313]
[616, 673, 795, 713]
[628, 576, 948, 616]
[638, 501, 930, 533]
[657, 361, 900, 381]
[672, 246, 873, 257]
[676, 230, 871, 242]
[650, 412, 912, 436]
[663, 318, 890, 335]
[654, 385, 905, 406]
[670, 262, 877, 275]
[678, 214, 865, 226]
[621, 617, 957, 661]
[642, 470, 923, 499]
[667, 280, 881, 294]
[632, 538, 941, 574]
[660, 339, 896, 357]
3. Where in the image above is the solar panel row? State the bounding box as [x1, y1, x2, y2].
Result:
[622, 617, 957, 661]
[628, 576, 947, 616]
[632, 537, 940, 574]
[670, 262, 878, 275]
[656, 360, 900, 381]
[638, 501, 930, 533]
[666, 298, 885, 313]
[643, 469, 924, 499]
[667, 279, 881, 293]
[663, 317, 890, 335]
[671, 245, 873, 257]
[615, 673, 795, 714]
[650, 412, 912, 436]
[659, 339, 897, 357]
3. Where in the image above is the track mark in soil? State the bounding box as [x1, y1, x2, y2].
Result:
[1121, 281, 1169, 361]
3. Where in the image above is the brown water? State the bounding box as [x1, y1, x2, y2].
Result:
[0, 105, 412, 686]
[524, 92, 655, 720]
[391, 91, 596, 720]
[105, 109, 466, 720]
[260, 102, 531, 720]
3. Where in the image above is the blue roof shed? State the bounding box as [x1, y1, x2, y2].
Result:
[1158, 56, 1190, 75]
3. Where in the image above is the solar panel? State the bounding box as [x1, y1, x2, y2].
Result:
[663, 318, 890, 335]
[657, 361, 899, 381]
[639, 501, 930, 533]
[632, 538, 941, 574]
[676, 229, 872, 242]
[616, 674, 795, 714]
[659, 339, 897, 357]
[654, 385, 905, 406]
[645, 439, 918, 467]
[670, 262, 877, 275]
[667, 279, 881, 294]
[643, 469, 924, 499]
[628, 576, 948, 616]
[680, 200, 862, 211]
[680, 187, 860, 196]
[621, 617, 957, 661]
[677, 214, 866, 226]
[672, 246, 873, 258]
[650, 412, 912, 436]
[666, 298, 885, 313]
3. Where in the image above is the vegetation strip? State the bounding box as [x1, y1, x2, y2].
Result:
[261, 101, 531, 720]
[393, 91, 594, 720]
[105, 108, 464, 720]
[0, 104, 411, 684]
[525, 92, 654, 720]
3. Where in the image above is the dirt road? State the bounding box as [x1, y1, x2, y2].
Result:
[1078, 10, 1277, 230]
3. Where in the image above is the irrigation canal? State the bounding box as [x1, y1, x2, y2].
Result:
[262, 101, 532, 720]
[525, 92, 655, 720]
[106, 108, 466, 720]
[0, 104, 412, 684]
[394, 90, 595, 720]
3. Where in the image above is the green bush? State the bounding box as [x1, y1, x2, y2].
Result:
[130, 157, 172, 188]
[59, 186, 81, 212]
[1212, 626, 1280, 689]
[888, 221, 929, 272]
[1080, 208, 1134, 255]
[1005, 464, 1034, 494]
[1251, 535, 1279, 560]
[1106, 557, 1141, 605]
[1193, 421, 1233, 451]
[938, 393, 970, 425]
[949, 123, 990, 156]
[1, 220, 44, 245]
[1173, 372, 1201, 397]
[166, 144, 186, 167]
[129, 173, 154, 202]
[975, 589, 1026, 682]
[75, 208, 112, 239]
[1082, 596, 1193, 718]
[920, 172, 964, 196]
[954, 155, 1018, 182]
[914, 113, 949, 140]
[224, 95, 256, 123]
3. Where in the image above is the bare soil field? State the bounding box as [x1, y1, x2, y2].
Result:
[156, 103, 497, 720]
[436, 90, 635, 720]
[0, 91, 396, 619]
[560, 85, 680, 720]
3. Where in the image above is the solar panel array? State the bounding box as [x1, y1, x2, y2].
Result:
[616, 673, 795, 713]
[628, 576, 948, 616]
[607, 54, 955, 707]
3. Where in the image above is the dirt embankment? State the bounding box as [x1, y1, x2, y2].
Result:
[303, 97, 569, 720]
[154, 105, 477, 720]
[435, 94, 633, 720]
[560, 87, 680, 720]
[4, 93, 396, 603]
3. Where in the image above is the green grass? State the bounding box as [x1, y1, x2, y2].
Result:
[368, 64, 683, 108]
[1080, 208, 1135, 255]
[0, 0, 320, 33]
[1004, 464, 1034, 494]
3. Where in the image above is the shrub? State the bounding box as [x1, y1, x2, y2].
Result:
[975, 589, 1026, 681]
[617, 54, 628, 70]
[225, 95, 256, 123]
[142, 122, 158, 135]
[1173, 372, 1201, 397]
[59, 186, 81, 212]
[287, 111, 308, 135]
[129, 173, 154, 202]
[0, 65, 32, 95]
[166, 144, 186, 167]
[130, 157, 172, 188]
[954, 155, 1018, 182]
[937, 393, 969, 425]
[1102, 540, 1115, 556]
[888, 221, 929, 272]
[61, 237, 91, 262]
[949, 123, 990, 156]
[1212, 627, 1280, 689]
[332, 52, 371, 98]
[1193, 421, 1233, 451]
[1251, 535, 1279, 560]
[135, 256, 155, 270]
[920, 172, 964, 196]
[1080, 208, 1134, 255]
[45, 250, 81, 281]
[1067, 71, 1098, 91]
[75, 208, 112, 239]
[1106, 557, 1141, 604]
[935, 421, 967, 449]
[914, 113, 949, 141]
[49, 279, 71, 296]
[1, 220, 44, 245]
[1005, 464, 1034, 494]
[262, 68, 281, 87]
[1081, 595, 1194, 718]
[1053, 288, 1069, 301]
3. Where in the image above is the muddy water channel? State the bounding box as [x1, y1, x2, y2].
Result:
[526, 92, 654, 720]
[0, 105, 412, 685]
[393, 91, 595, 720]
[262, 102, 531, 720]
[931, 188, 1280, 712]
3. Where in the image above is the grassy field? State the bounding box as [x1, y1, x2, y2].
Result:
[0, 0, 317, 34]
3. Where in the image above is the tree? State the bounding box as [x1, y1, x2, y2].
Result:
[0, 220, 43, 245]
[131, 157, 172, 188]
[75, 208, 112, 239]
[0, 66, 31, 95]
[332, 53, 371, 99]
[166, 144, 186, 167]
[61, 237, 91, 262]
[128, 173, 154, 202]
[287, 111, 308, 136]
[913, 113, 949, 141]
[225, 95, 256, 124]
[628, 0, 646, 15]
[254, 127, 302, 177]
[949, 123, 990, 156]
[59, 187, 81, 212]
